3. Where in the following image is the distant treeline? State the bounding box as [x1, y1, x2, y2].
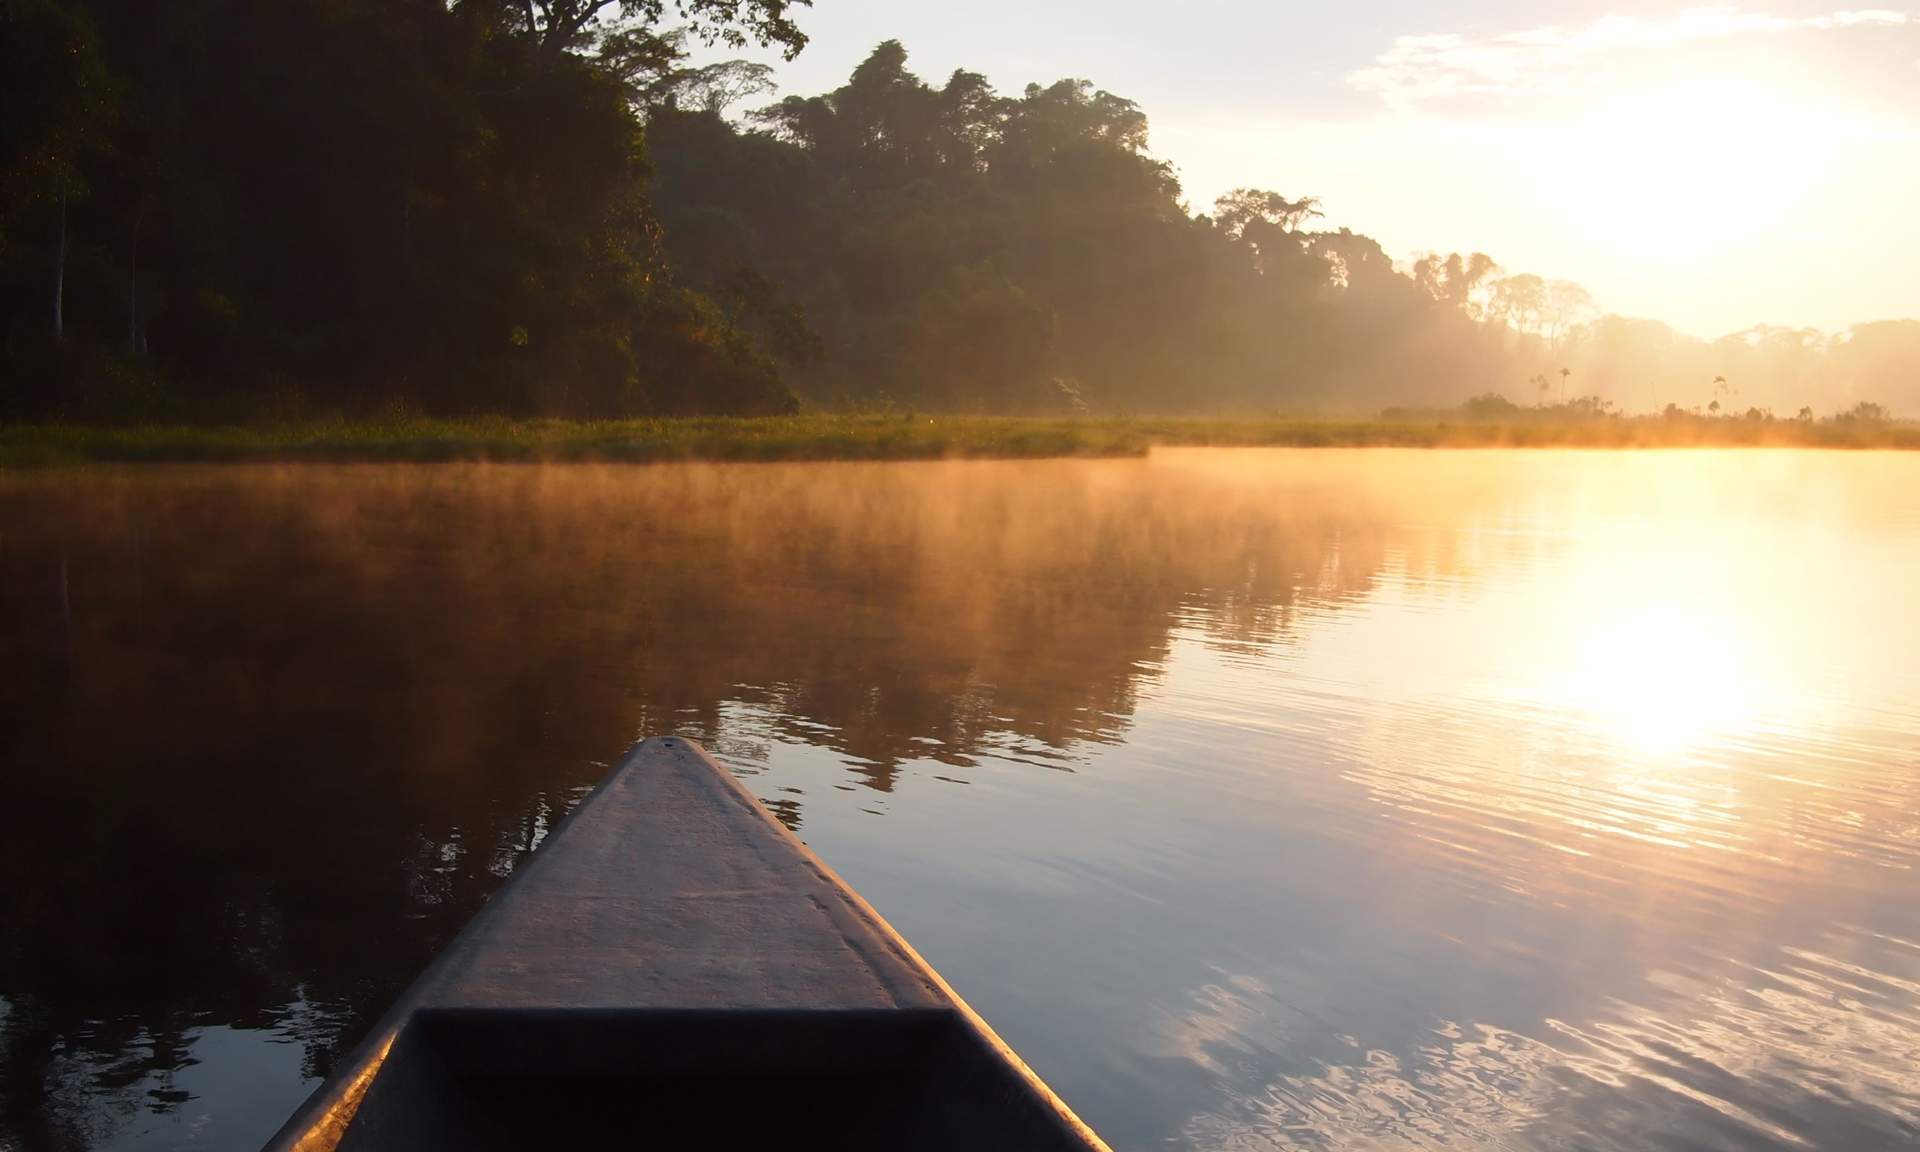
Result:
[3, 2, 1916, 420]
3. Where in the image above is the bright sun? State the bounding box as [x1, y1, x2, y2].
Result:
[1557, 73, 1843, 263]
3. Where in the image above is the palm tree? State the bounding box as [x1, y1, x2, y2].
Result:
[1559, 367, 1571, 406]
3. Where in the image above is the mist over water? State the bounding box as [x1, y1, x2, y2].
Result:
[3, 451, 1918, 1151]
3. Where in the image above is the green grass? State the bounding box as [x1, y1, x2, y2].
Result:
[0, 415, 1149, 466]
[3, 413, 1916, 467]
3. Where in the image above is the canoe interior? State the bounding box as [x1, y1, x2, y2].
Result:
[265, 739, 1108, 1150]
[333, 1007, 1087, 1150]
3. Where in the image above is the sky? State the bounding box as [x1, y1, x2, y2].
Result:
[703, 2, 1920, 338]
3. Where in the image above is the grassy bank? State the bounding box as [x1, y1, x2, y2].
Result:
[0, 415, 1148, 467]
[3, 413, 1917, 467]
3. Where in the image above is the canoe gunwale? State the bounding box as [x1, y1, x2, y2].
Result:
[262, 736, 1109, 1151]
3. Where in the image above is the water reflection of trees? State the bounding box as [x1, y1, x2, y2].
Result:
[0, 455, 1495, 1149]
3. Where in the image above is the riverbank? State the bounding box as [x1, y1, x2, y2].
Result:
[2, 413, 1916, 466]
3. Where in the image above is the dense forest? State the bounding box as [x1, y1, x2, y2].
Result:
[3, 0, 1916, 419]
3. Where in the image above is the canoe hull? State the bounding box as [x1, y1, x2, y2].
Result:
[264, 737, 1108, 1151]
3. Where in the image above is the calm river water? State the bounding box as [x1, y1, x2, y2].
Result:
[2, 450, 1918, 1151]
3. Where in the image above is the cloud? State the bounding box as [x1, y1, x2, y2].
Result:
[1350, 6, 1913, 110]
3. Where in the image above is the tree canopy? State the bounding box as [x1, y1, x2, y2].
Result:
[2, 15, 1914, 419]
[642, 42, 1917, 417]
[0, 0, 806, 418]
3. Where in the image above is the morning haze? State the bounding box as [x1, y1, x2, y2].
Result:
[721, 1, 1920, 337]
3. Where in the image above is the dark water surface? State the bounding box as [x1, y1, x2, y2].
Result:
[3, 451, 1918, 1151]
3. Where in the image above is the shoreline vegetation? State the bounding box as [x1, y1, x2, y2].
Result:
[5, 412, 1917, 468]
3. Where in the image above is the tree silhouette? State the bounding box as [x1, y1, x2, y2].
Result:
[5, 16, 1914, 419]
[515, 0, 807, 59]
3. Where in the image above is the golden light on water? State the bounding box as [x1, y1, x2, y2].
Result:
[1165, 451, 1920, 1152]
[1559, 597, 1760, 756]
[1509, 495, 1841, 762]
[1217, 449, 1920, 881]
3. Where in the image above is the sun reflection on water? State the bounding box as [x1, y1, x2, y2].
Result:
[1139, 451, 1920, 1151]
[1561, 600, 1760, 756]
[1479, 497, 1840, 760]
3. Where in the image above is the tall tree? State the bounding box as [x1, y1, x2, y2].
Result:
[509, 0, 808, 58]
[0, 0, 117, 345]
[0, 0, 811, 417]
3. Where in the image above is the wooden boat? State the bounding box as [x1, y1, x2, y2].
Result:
[264, 736, 1110, 1151]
